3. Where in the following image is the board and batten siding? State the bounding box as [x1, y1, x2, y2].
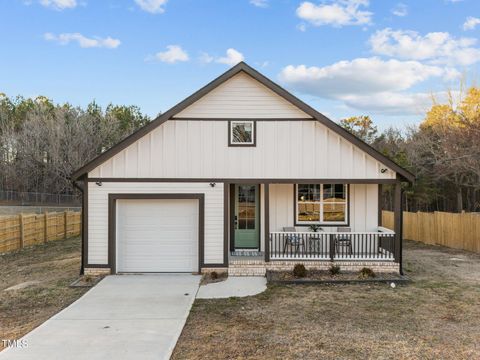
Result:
[269, 184, 379, 232]
[87, 182, 224, 265]
[89, 120, 395, 180]
[175, 72, 311, 119]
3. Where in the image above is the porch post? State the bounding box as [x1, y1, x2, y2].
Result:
[264, 183, 270, 262]
[378, 184, 383, 227]
[393, 181, 403, 271]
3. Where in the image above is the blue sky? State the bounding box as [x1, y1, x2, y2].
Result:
[1, 0, 479, 129]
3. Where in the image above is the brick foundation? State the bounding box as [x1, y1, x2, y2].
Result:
[201, 267, 228, 274]
[228, 259, 399, 276]
[84, 267, 111, 276]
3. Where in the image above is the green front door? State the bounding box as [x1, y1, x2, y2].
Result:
[234, 184, 260, 249]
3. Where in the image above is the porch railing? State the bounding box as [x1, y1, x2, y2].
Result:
[269, 228, 396, 261]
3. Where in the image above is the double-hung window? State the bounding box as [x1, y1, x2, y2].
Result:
[296, 184, 348, 225]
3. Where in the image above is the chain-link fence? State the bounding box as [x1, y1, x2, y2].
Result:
[0, 191, 81, 206]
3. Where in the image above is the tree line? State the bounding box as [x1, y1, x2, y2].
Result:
[0, 94, 150, 196]
[340, 87, 480, 213]
[1, 87, 479, 213]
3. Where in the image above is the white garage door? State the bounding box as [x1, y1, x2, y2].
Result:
[116, 199, 199, 272]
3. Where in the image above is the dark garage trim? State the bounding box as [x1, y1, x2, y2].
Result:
[107, 193, 205, 274]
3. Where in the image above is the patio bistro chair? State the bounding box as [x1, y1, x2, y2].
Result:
[282, 227, 305, 255]
[334, 227, 352, 255]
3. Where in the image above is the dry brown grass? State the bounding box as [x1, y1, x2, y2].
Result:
[172, 241, 480, 360]
[0, 237, 87, 350]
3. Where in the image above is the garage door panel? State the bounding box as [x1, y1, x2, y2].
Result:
[122, 215, 197, 227]
[117, 199, 199, 273]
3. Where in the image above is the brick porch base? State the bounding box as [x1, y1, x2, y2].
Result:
[228, 259, 399, 276]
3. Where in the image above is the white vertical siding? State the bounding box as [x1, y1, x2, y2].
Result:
[269, 184, 295, 232]
[175, 72, 311, 119]
[89, 120, 396, 180]
[87, 182, 224, 265]
[269, 184, 378, 232]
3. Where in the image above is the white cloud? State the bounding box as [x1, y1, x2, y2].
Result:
[341, 91, 437, 115]
[296, 0, 372, 28]
[279, 58, 460, 115]
[214, 48, 245, 66]
[369, 28, 480, 66]
[463, 17, 480, 31]
[297, 23, 307, 32]
[148, 45, 189, 63]
[391, 3, 407, 17]
[39, 0, 77, 10]
[250, 0, 268, 8]
[199, 52, 214, 64]
[44, 33, 121, 49]
[134, 0, 167, 14]
[279, 58, 453, 97]
[199, 49, 244, 66]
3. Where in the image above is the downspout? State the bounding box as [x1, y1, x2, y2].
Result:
[72, 178, 85, 275]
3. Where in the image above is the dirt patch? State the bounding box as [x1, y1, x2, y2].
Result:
[172, 240, 480, 360]
[403, 240, 480, 284]
[0, 237, 88, 350]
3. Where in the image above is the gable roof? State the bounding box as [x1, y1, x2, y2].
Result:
[71, 62, 414, 182]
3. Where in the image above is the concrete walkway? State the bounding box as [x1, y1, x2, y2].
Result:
[196, 276, 267, 299]
[0, 274, 201, 360]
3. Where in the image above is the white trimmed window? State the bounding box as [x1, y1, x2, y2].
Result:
[229, 121, 255, 146]
[296, 184, 348, 225]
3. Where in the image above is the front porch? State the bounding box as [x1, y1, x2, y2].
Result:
[228, 228, 398, 276]
[225, 180, 403, 275]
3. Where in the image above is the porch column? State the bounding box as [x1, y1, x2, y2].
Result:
[378, 184, 383, 227]
[393, 181, 403, 269]
[264, 183, 270, 262]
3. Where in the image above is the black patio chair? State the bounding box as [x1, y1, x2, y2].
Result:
[282, 227, 305, 255]
[334, 227, 352, 255]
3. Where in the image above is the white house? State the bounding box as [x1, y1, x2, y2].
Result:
[72, 62, 413, 276]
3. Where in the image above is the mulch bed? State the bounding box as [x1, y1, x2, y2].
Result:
[267, 270, 409, 285]
[69, 275, 104, 288]
[200, 272, 228, 285]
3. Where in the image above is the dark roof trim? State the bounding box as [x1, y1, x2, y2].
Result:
[72, 62, 414, 183]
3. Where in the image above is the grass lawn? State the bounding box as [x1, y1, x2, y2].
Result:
[0, 237, 88, 350]
[172, 241, 480, 360]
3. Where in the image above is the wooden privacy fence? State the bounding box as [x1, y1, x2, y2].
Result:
[382, 210, 480, 254]
[0, 211, 81, 254]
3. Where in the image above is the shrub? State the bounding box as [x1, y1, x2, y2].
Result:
[210, 271, 218, 280]
[293, 264, 307, 278]
[359, 267, 376, 278]
[329, 264, 341, 275]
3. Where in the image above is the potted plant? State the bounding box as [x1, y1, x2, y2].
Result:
[309, 224, 321, 232]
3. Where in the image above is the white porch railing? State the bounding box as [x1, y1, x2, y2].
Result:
[269, 228, 396, 261]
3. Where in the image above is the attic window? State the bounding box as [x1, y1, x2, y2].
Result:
[229, 121, 256, 146]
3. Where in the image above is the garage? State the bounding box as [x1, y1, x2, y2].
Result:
[116, 198, 199, 273]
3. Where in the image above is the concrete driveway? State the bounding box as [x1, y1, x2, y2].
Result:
[0, 274, 201, 360]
